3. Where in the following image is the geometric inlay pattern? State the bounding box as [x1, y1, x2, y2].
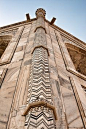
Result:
[27, 47, 53, 104]
[25, 107, 56, 129]
[24, 8, 56, 128]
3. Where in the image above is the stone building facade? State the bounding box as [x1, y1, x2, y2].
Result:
[0, 8, 86, 129]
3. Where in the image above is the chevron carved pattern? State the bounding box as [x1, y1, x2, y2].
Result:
[25, 107, 56, 129]
[25, 8, 56, 128]
[27, 47, 52, 104]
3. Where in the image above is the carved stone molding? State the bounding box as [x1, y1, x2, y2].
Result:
[34, 26, 47, 33]
[31, 45, 49, 56]
[48, 20, 86, 49]
[0, 26, 24, 65]
[69, 77, 86, 128]
[0, 68, 7, 87]
[55, 30, 86, 81]
[23, 100, 57, 120]
[67, 67, 86, 81]
[35, 8, 46, 18]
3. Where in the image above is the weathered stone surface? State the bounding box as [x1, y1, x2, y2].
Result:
[0, 8, 86, 129]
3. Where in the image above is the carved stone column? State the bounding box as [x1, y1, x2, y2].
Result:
[24, 8, 57, 128]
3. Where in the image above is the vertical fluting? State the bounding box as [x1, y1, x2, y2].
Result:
[25, 8, 56, 128]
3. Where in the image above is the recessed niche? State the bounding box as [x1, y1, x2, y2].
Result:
[0, 35, 12, 58]
[66, 43, 86, 76]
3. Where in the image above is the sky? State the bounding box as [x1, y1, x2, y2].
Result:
[0, 0, 86, 42]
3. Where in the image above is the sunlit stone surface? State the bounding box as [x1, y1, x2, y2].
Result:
[0, 8, 86, 129]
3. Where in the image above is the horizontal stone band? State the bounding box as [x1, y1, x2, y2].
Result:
[23, 100, 57, 120]
[31, 45, 49, 56]
[34, 26, 47, 33]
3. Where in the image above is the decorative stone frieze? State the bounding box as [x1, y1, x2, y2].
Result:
[23, 99, 57, 120]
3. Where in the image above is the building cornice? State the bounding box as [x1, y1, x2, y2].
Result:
[0, 17, 86, 47]
[45, 19, 86, 46]
[0, 18, 36, 32]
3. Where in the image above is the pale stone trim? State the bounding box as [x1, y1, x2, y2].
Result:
[0, 19, 35, 31]
[49, 20, 86, 47]
[34, 26, 47, 33]
[0, 26, 24, 65]
[0, 68, 7, 87]
[0, 22, 32, 34]
[55, 30, 86, 127]
[61, 33, 86, 50]
[65, 42, 86, 52]
[69, 77, 86, 128]
[0, 15, 86, 49]
[55, 30, 86, 81]
[23, 100, 57, 120]
[31, 45, 50, 56]
[67, 67, 86, 81]
[1, 18, 85, 48]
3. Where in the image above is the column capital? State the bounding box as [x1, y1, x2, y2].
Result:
[35, 8, 46, 18]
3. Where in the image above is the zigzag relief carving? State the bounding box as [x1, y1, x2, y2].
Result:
[27, 47, 53, 104]
[25, 8, 56, 128]
[25, 107, 56, 129]
[25, 47, 56, 128]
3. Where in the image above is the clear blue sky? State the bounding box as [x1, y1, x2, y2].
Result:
[0, 0, 86, 42]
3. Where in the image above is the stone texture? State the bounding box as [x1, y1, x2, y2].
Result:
[67, 45, 86, 76]
[0, 8, 86, 129]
